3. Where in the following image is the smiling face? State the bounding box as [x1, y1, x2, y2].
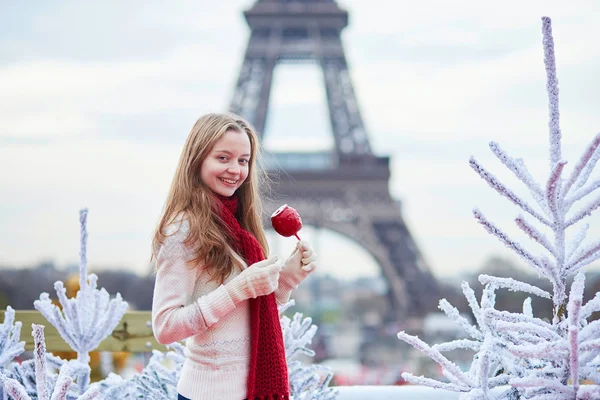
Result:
[200, 129, 252, 197]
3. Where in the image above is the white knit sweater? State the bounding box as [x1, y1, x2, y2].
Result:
[151, 217, 293, 400]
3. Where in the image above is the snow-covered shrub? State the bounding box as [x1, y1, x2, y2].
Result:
[31, 209, 128, 395]
[397, 17, 600, 400]
[128, 343, 185, 399]
[280, 301, 338, 400]
[1, 209, 336, 399]
[0, 324, 100, 400]
[0, 306, 25, 369]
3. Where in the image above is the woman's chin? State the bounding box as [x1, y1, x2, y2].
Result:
[215, 187, 236, 197]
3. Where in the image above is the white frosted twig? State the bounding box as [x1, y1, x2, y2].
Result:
[573, 143, 600, 192]
[397, 331, 476, 388]
[439, 362, 471, 389]
[76, 386, 100, 400]
[485, 309, 550, 330]
[540, 256, 558, 285]
[503, 330, 543, 346]
[470, 158, 552, 226]
[480, 284, 497, 312]
[488, 374, 511, 388]
[542, 16, 562, 168]
[512, 376, 572, 393]
[566, 246, 600, 276]
[0, 306, 25, 367]
[461, 282, 485, 332]
[438, 299, 483, 340]
[581, 294, 600, 321]
[567, 240, 600, 273]
[546, 160, 567, 221]
[567, 223, 589, 262]
[51, 365, 74, 400]
[546, 161, 566, 280]
[579, 338, 600, 353]
[433, 339, 481, 352]
[278, 299, 295, 315]
[523, 297, 533, 317]
[473, 209, 549, 276]
[509, 341, 567, 360]
[568, 272, 585, 319]
[79, 209, 88, 290]
[51, 284, 78, 346]
[579, 347, 600, 368]
[489, 141, 548, 211]
[32, 324, 49, 400]
[526, 392, 573, 400]
[577, 386, 600, 398]
[479, 275, 551, 299]
[565, 194, 600, 227]
[568, 178, 600, 208]
[0, 372, 32, 400]
[477, 338, 493, 397]
[495, 320, 562, 343]
[515, 215, 556, 256]
[568, 274, 584, 395]
[579, 346, 600, 371]
[89, 293, 126, 345]
[400, 373, 468, 392]
[0, 325, 98, 400]
[563, 133, 600, 196]
[281, 312, 317, 360]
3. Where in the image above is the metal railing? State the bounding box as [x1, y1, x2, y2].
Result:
[0, 309, 164, 353]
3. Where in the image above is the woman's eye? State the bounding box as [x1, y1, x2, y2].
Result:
[239, 159, 249, 165]
[218, 156, 228, 161]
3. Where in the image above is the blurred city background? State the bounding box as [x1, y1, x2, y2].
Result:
[1, 0, 600, 386]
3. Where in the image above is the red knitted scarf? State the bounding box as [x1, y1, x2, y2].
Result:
[216, 194, 289, 400]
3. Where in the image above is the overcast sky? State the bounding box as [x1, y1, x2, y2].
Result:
[1, 0, 599, 280]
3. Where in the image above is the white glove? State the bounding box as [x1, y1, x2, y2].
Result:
[280, 241, 317, 289]
[225, 256, 282, 304]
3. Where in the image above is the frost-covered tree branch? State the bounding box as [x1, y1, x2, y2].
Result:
[1, 324, 99, 400]
[397, 16, 600, 399]
[279, 300, 338, 400]
[33, 209, 128, 393]
[0, 306, 25, 368]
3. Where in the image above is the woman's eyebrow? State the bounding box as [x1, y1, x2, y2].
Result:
[214, 149, 251, 157]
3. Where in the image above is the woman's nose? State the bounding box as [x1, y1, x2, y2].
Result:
[227, 163, 240, 174]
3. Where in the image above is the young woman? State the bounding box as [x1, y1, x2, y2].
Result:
[151, 113, 317, 400]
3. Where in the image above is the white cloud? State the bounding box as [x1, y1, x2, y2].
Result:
[350, 41, 599, 144]
[339, 0, 598, 38]
[270, 64, 328, 106]
[1, 112, 91, 138]
[0, 45, 241, 139]
[1, 0, 599, 282]
[0, 137, 181, 271]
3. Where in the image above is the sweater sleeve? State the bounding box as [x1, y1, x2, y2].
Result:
[151, 220, 237, 345]
[274, 278, 295, 306]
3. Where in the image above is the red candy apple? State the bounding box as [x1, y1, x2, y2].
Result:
[271, 204, 302, 240]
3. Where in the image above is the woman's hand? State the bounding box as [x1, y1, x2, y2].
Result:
[225, 256, 283, 303]
[281, 241, 317, 288]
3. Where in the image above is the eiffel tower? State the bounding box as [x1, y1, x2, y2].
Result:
[229, 0, 438, 319]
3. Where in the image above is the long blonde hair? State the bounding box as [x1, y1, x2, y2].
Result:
[152, 113, 269, 282]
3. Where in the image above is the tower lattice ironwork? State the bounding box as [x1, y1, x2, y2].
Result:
[229, 0, 438, 319]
